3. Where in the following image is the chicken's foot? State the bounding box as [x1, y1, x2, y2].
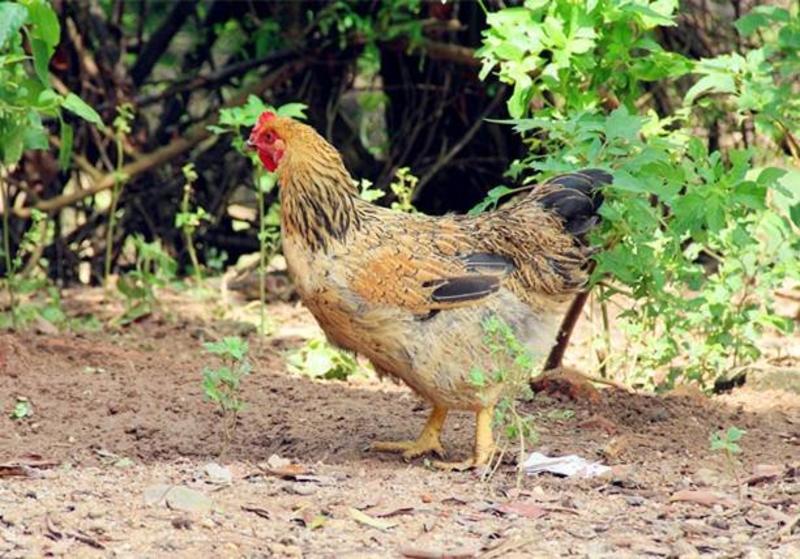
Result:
[432, 406, 495, 471]
[371, 405, 447, 460]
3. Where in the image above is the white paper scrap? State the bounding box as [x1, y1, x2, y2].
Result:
[523, 452, 612, 478]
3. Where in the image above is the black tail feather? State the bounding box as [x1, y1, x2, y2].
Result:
[534, 169, 611, 237]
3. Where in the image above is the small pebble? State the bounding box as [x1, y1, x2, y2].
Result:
[625, 495, 645, 507]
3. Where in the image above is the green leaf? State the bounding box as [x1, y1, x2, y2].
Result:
[507, 71, 533, 118]
[11, 398, 32, 420]
[31, 37, 50, 84]
[734, 6, 790, 37]
[22, 125, 48, 150]
[604, 107, 642, 142]
[1, 125, 25, 165]
[276, 102, 308, 119]
[40, 304, 65, 325]
[725, 426, 746, 442]
[62, 93, 104, 126]
[469, 367, 487, 387]
[684, 73, 736, 105]
[0, 2, 28, 49]
[621, 2, 677, 27]
[26, 0, 59, 48]
[58, 121, 73, 170]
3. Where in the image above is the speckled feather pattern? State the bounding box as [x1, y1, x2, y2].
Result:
[268, 116, 606, 410]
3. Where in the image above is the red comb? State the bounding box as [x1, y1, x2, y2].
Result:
[256, 111, 276, 129]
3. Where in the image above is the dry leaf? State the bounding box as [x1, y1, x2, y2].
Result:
[259, 456, 312, 479]
[493, 501, 549, 519]
[165, 486, 213, 514]
[670, 489, 737, 508]
[348, 507, 398, 530]
[401, 545, 479, 558]
[369, 504, 416, 518]
[241, 505, 271, 520]
[142, 484, 172, 506]
[745, 464, 782, 486]
[0, 457, 58, 478]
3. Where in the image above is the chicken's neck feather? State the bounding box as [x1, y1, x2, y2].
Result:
[278, 132, 362, 252]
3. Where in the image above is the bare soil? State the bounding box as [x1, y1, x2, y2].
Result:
[1, 289, 799, 558]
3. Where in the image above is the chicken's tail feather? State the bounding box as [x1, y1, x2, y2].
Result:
[532, 169, 612, 238]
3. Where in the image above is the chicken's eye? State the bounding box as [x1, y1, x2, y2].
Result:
[263, 130, 276, 143]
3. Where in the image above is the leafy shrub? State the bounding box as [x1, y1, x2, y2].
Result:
[1, 0, 101, 329]
[475, 0, 799, 388]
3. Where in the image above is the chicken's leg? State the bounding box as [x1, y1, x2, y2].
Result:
[432, 406, 495, 471]
[371, 405, 447, 460]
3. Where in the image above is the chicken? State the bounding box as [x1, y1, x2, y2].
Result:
[247, 111, 611, 469]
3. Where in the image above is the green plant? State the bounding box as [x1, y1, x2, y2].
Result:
[0, 209, 72, 331]
[357, 167, 419, 213]
[10, 396, 31, 420]
[472, 0, 799, 388]
[388, 167, 418, 213]
[0, 1, 103, 166]
[204, 246, 228, 274]
[469, 314, 540, 481]
[115, 234, 177, 325]
[710, 426, 746, 455]
[201, 336, 252, 451]
[208, 95, 307, 335]
[0, 0, 102, 325]
[287, 338, 361, 381]
[104, 103, 134, 284]
[175, 163, 211, 282]
[710, 426, 746, 483]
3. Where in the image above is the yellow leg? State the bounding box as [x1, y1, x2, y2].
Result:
[371, 405, 447, 460]
[432, 406, 494, 471]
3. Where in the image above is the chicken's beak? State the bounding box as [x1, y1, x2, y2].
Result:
[246, 138, 256, 150]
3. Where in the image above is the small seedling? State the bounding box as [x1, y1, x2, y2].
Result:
[115, 235, 177, 325]
[389, 167, 418, 213]
[10, 397, 32, 420]
[104, 103, 135, 285]
[469, 314, 541, 485]
[710, 426, 746, 485]
[175, 163, 211, 282]
[356, 168, 419, 213]
[201, 336, 252, 454]
[710, 426, 746, 455]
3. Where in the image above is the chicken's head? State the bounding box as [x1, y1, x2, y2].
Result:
[247, 111, 286, 172]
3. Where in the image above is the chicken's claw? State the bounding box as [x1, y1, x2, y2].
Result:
[371, 437, 445, 460]
[370, 405, 447, 460]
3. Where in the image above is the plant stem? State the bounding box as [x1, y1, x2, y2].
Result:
[181, 183, 203, 283]
[1, 174, 17, 328]
[104, 134, 125, 285]
[600, 286, 612, 378]
[257, 182, 267, 336]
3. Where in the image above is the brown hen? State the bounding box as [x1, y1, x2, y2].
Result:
[247, 111, 611, 469]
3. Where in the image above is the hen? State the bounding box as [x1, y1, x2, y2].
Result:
[247, 111, 611, 469]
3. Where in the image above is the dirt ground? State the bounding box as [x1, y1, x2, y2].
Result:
[1, 287, 799, 558]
